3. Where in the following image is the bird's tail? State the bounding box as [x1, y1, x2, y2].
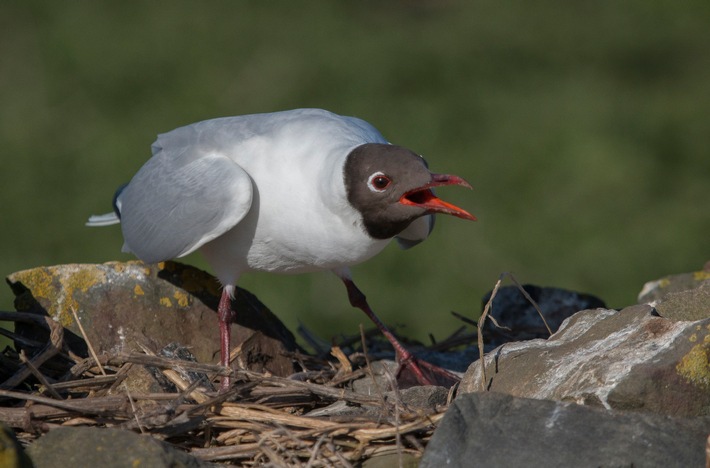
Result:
[86, 212, 120, 227]
[86, 182, 127, 227]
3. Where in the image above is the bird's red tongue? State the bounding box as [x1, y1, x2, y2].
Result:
[400, 173, 477, 221]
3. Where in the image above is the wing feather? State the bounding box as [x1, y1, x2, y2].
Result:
[118, 150, 252, 263]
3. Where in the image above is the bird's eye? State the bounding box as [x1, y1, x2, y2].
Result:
[367, 172, 391, 192]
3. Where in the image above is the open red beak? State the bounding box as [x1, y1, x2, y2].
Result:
[399, 173, 477, 221]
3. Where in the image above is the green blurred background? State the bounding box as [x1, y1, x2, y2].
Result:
[2, 1, 709, 345]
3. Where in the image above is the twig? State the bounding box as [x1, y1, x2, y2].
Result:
[451, 311, 478, 327]
[49, 375, 118, 391]
[306, 433, 328, 468]
[330, 346, 352, 374]
[506, 274, 552, 335]
[124, 384, 146, 434]
[19, 350, 63, 400]
[116, 353, 230, 376]
[0, 389, 128, 414]
[70, 306, 106, 376]
[478, 275, 503, 391]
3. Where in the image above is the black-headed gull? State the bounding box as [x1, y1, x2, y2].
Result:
[88, 108, 476, 390]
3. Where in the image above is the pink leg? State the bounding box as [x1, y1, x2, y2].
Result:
[340, 277, 459, 388]
[218, 287, 235, 391]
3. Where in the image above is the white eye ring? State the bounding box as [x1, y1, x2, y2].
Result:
[367, 172, 391, 192]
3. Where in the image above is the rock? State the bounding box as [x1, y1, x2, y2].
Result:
[26, 426, 211, 467]
[420, 392, 710, 468]
[6, 261, 298, 389]
[481, 284, 605, 349]
[308, 361, 449, 419]
[648, 281, 710, 321]
[351, 360, 401, 395]
[638, 269, 710, 304]
[390, 385, 449, 411]
[637, 268, 710, 321]
[361, 452, 419, 468]
[0, 423, 32, 468]
[460, 305, 710, 417]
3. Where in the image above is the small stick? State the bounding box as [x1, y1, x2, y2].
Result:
[359, 324, 387, 412]
[70, 306, 106, 376]
[506, 274, 552, 335]
[477, 275, 503, 391]
[124, 383, 146, 434]
[329, 346, 352, 374]
[19, 349, 63, 400]
[306, 434, 328, 468]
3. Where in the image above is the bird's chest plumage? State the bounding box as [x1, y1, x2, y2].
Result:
[199, 139, 390, 280]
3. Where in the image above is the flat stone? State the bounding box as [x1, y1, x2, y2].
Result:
[26, 426, 211, 467]
[460, 305, 710, 417]
[421, 392, 710, 468]
[361, 452, 419, 468]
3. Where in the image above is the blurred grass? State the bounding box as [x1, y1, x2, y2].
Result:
[1, 1, 709, 345]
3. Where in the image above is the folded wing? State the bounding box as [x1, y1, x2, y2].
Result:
[117, 150, 253, 263]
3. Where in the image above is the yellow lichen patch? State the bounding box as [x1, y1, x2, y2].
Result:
[111, 262, 126, 273]
[159, 297, 173, 307]
[134, 284, 145, 296]
[689, 333, 697, 343]
[676, 342, 710, 390]
[12, 267, 56, 311]
[173, 290, 190, 308]
[692, 270, 710, 281]
[55, 266, 108, 326]
[657, 278, 670, 289]
[10, 265, 107, 327]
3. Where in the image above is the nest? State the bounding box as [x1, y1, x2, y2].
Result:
[0, 309, 477, 466]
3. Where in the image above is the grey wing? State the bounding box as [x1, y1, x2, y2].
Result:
[395, 214, 435, 249]
[117, 150, 252, 263]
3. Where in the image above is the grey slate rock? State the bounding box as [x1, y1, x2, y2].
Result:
[26, 426, 212, 468]
[421, 392, 710, 468]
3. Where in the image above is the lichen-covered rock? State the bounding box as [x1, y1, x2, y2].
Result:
[6, 261, 298, 387]
[460, 305, 710, 417]
[638, 268, 710, 305]
[645, 279, 710, 321]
